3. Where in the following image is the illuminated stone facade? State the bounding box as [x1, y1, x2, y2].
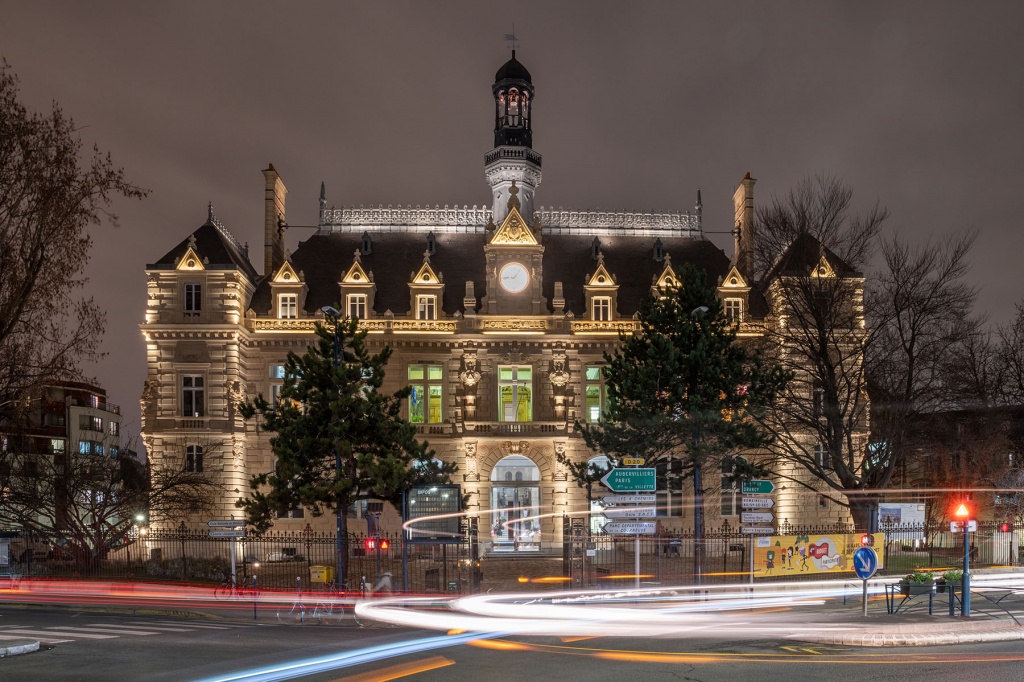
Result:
[141, 52, 864, 547]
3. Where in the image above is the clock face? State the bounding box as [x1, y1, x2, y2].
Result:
[499, 262, 530, 293]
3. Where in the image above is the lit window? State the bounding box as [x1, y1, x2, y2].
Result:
[278, 294, 298, 319]
[109, 421, 119, 436]
[182, 375, 205, 417]
[408, 365, 443, 423]
[184, 283, 202, 318]
[51, 439, 65, 454]
[592, 296, 611, 321]
[269, 364, 286, 379]
[585, 366, 606, 423]
[815, 441, 832, 470]
[276, 507, 305, 519]
[724, 298, 743, 323]
[79, 441, 91, 455]
[417, 295, 437, 320]
[185, 445, 203, 473]
[347, 294, 368, 320]
[498, 366, 532, 422]
[95, 444, 105, 456]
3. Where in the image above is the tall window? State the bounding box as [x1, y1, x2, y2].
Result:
[278, 294, 298, 319]
[51, 439, 65, 454]
[184, 283, 201, 318]
[592, 296, 611, 321]
[585, 366, 606, 423]
[408, 365, 443, 423]
[720, 460, 739, 516]
[347, 293, 367, 320]
[498, 366, 532, 422]
[814, 441, 832, 470]
[109, 421, 119, 437]
[417, 295, 437, 320]
[185, 445, 203, 473]
[270, 364, 286, 404]
[182, 375, 205, 417]
[724, 298, 743, 323]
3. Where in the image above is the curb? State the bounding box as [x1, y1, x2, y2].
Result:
[0, 639, 40, 657]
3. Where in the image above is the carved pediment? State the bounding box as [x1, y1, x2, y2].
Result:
[176, 236, 205, 271]
[341, 250, 373, 286]
[489, 206, 538, 246]
[271, 260, 302, 284]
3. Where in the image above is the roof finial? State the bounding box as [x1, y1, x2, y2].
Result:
[507, 180, 521, 211]
[207, 202, 214, 223]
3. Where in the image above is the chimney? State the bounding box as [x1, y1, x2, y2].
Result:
[263, 164, 288, 275]
[732, 172, 756, 276]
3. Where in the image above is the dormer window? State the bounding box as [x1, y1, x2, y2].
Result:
[184, 283, 202, 319]
[426, 231, 436, 256]
[361, 231, 372, 256]
[592, 296, 612, 321]
[592, 237, 601, 259]
[417, 295, 437, 320]
[347, 293, 367, 320]
[724, 298, 743, 324]
[653, 239, 664, 262]
[278, 294, 297, 319]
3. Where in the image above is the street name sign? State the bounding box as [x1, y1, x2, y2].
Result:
[208, 519, 246, 528]
[740, 511, 775, 524]
[853, 547, 878, 580]
[603, 521, 657, 535]
[209, 529, 246, 538]
[602, 507, 657, 519]
[621, 457, 645, 466]
[600, 468, 656, 492]
[741, 480, 775, 495]
[741, 496, 775, 509]
[740, 526, 775, 535]
[603, 494, 657, 505]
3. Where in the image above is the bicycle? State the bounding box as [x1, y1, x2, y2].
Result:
[214, 574, 255, 600]
[311, 580, 343, 624]
[276, 576, 306, 624]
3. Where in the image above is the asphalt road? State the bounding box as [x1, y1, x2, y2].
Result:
[4, 606, 1024, 682]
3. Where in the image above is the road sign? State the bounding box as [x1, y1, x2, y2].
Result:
[950, 520, 978, 532]
[853, 547, 878, 580]
[741, 480, 775, 495]
[602, 507, 657, 519]
[602, 494, 657, 505]
[600, 468, 656, 492]
[208, 530, 246, 538]
[208, 519, 246, 527]
[603, 521, 657, 535]
[741, 496, 775, 509]
[740, 511, 775, 524]
[740, 526, 775, 535]
[621, 457, 645, 466]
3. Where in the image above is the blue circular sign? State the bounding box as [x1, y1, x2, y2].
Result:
[853, 546, 878, 580]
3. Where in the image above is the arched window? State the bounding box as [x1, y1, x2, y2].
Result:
[490, 455, 541, 553]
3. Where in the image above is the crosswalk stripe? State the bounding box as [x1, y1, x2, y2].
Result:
[1, 629, 119, 640]
[0, 633, 72, 643]
[134, 621, 240, 630]
[131, 622, 233, 630]
[60, 626, 162, 636]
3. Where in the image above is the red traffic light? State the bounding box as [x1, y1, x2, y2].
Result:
[364, 537, 390, 551]
[860, 534, 873, 546]
[953, 502, 972, 519]
[999, 522, 1013, 533]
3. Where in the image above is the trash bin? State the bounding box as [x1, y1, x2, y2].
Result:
[310, 565, 333, 584]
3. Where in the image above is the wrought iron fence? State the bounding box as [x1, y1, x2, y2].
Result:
[4, 527, 473, 592]
[567, 521, 1021, 588]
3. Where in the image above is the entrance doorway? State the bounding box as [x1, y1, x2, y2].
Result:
[490, 455, 541, 552]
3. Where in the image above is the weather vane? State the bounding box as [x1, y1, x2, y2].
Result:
[504, 23, 518, 52]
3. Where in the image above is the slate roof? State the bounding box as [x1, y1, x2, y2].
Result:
[148, 219, 259, 281]
[248, 229, 770, 320]
[764, 232, 860, 281]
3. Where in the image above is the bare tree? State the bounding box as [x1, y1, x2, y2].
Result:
[0, 61, 145, 414]
[753, 174, 885, 530]
[998, 303, 1024, 404]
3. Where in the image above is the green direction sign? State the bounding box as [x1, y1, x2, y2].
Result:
[600, 468, 656, 492]
[741, 479, 775, 495]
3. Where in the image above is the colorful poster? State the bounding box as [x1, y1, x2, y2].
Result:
[752, 533, 884, 578]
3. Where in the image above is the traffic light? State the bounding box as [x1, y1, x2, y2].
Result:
[953, 500, 973, 520]
[860, 533, 874, 546]
[999, 522, 1014, 533]
[364, 537, 390, 551]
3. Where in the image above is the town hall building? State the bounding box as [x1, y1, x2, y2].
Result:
[141, 51, 864, 551]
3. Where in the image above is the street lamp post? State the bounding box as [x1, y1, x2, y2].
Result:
[320, 306, 345, 586]
[955, 502, 972, 617]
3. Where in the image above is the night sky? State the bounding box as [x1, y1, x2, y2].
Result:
[3, 2, 1022, 448]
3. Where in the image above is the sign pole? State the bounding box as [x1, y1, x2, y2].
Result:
[635, 534, 640, 591]
[230, 516, 237, 583]
[749, 534, 755, 585]
[862, 578, 869, 617]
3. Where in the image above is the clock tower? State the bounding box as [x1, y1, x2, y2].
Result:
[484, 183, 545, 315]
[485, 50, 542, 225]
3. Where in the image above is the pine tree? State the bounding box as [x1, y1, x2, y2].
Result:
[237, 315, 455, 584]
[579, 264, 788, 581]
